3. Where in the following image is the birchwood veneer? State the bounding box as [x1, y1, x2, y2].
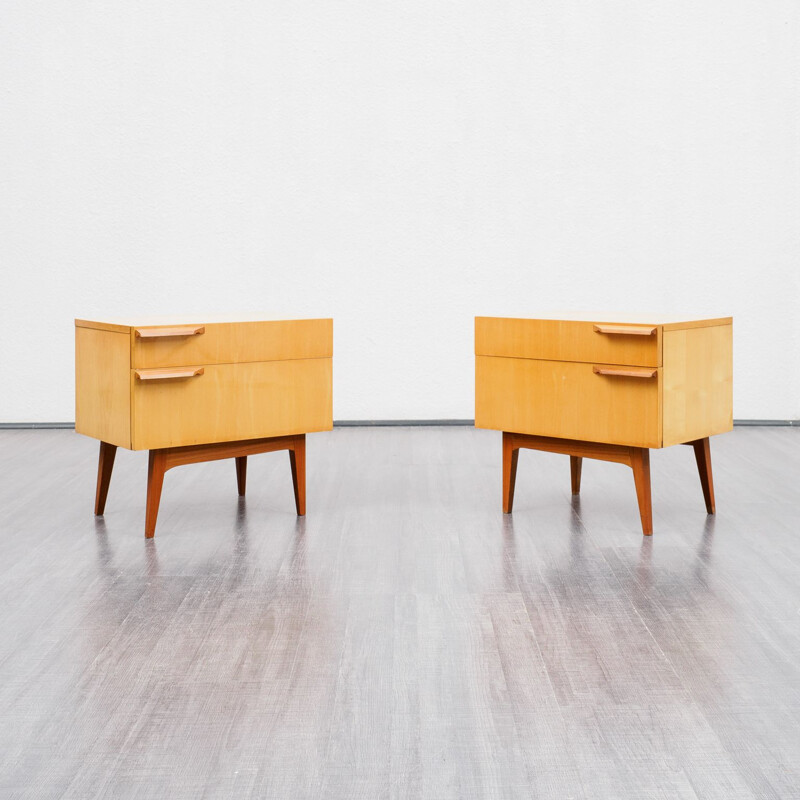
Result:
[75, 326, 131, 449]
[131, 359, 331, 450]
[476, 356, 662, 448]
[131, 318, 333, 369]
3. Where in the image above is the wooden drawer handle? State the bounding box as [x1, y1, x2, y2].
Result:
[135, 325, 205, 339]
[593, 366, 656, 379]
[135, 367, 205, 381]
[593, 324, 656, 336]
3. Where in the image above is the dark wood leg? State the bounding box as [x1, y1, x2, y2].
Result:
[629, 447, 653, 536]
[289, 435, 306, 516]
[690, 437, 715, 514]
[570, 456, 582, 495]
[502, 432, 520, 513]
[145, 450, 167, 539]
[94, 442, 117, 515]
[235, 456, 247, 497]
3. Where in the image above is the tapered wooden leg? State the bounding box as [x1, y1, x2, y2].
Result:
[94, 442, 117, 515]
[289, 435, 306, 516]
[629, 447, 652, 536]
[502, 432, 520, 513]
[690, 437, 715, 514]
[235, 456, 247, 497]
[570, 456, 582, 495]
[145, 450, 167, 538]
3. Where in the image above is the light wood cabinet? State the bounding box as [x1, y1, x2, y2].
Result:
[76, 316, 333, 537]
[475, 315, 732, 534]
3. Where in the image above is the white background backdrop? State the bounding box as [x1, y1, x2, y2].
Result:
[2, 1, 798, 422]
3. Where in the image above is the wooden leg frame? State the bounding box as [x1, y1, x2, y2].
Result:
[502, 431, 716, 536]
[94, 434, 307, 538]
[93, 430, 713, 538]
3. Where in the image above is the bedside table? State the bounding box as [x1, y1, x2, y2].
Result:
[475, 315, 732, 534]
[75, 316, 333, 537]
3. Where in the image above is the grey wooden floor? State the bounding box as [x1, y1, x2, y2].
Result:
[1, 426, 799, 799]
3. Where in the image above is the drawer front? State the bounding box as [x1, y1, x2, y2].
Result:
[132, 319, 333, 369]
[131, 358, 332, 449]
[475, 355, 661, 448]
[476, 317, 661, 367]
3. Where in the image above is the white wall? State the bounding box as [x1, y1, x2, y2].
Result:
[2, 1, 798, 422]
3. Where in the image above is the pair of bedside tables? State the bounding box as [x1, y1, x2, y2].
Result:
[75, 314, 732, 537]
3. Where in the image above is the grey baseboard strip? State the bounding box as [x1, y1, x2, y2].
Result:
[1, 419, 798, 430]
[734, 419, 798, 427]
[333, 419, 474, 427]
[0, 422, 76, 429]
[333, 419, 800, 427]
[0, 420, 477, 430]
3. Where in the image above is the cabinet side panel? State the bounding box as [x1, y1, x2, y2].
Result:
[662, 324, 733, 447]
[75, 327, 131, 448]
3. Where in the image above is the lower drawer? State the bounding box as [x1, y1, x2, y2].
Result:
[131, 358, 332, 449]
[475, 356, 661, 448]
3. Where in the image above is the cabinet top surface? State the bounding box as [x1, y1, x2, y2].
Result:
[476, 313, 731, 327]
[76, 314, 332, 332]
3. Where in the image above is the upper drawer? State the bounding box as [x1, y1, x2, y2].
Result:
[475, 317, 661, 367]
[132, 319, 333, 368]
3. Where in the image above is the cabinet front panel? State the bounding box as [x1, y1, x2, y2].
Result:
[475, 355, 661, 448]
[132, 358, 332, 449]
[132, 319, 333, 368]
[476, 318, 661, 367]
